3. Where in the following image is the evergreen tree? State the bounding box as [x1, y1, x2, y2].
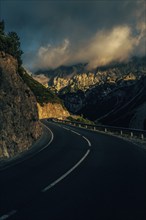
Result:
[7, 32, 23, 66]
[0, 20, 23, 66]
[0, 20, 5, 35]
[0, 20, 6, 52]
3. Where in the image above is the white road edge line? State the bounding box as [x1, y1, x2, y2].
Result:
[82, 136, 91, 147]
[42, 149, 90, 192]
[38, 122, 54, 153]
[70, 130, 81, 136]
[0, 210, 17, 220]
[0, 122, 54, 172]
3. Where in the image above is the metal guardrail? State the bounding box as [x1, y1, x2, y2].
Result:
[51, 119, 146, 141]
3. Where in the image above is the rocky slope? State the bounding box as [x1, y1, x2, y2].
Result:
[34, 57, 146, 129]
[0, 52, 42, 158]
[63, 76, 146, 129]
[20, 69, 69, 119]
[129, 102, 146, 129]
[37, 103, 69, 119]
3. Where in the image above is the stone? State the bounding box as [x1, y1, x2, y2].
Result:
[0, 52, 42, 158]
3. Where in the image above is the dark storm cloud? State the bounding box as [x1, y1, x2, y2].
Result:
[1, 0, 146, 70]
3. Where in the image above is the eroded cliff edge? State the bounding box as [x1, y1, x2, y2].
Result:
[0, 52, 42, 158]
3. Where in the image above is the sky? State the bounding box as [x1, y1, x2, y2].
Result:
[1, 0, 146, 71]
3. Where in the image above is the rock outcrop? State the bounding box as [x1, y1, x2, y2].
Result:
[0, 52, 42, 158]
[37, 103, 69, 119]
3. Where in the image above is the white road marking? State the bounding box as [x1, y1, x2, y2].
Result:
[0, 210, 17, 220]
[42, 149, 90, 192]
[70, 130, 81, 136]
[82, 136, 91, 147]
[55, 123, 92, 147]
[62, 126, 70, 131]
[38, 122, 54, 153]
[0, 122, 54, 172]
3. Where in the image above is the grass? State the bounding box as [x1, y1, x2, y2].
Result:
[67, 115, 94, 125]
[19, 67, 64, 107]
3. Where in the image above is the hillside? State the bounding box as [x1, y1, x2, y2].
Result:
[0, 52, 42, 158]
[20, 67, 62, 106]
[34, 57, 146, 129]
[19, 68, 69, 119]
[78, 76, 146, 129]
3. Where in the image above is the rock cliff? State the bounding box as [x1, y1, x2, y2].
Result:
[37, 103, 69, 119]
[0, 52, 42, 158]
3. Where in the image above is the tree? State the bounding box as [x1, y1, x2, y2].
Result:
[0, 20, 5, 35]
[0, 20, 23, 66]
[0, 20, 6, 52]
[7, 32, 23, 66]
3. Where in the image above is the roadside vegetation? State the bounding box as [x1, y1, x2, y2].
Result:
[0, 20, 23, 66]
[0, 19, 66, 107]
[19, 67, 64, 106]
[67, 115, 94, 125]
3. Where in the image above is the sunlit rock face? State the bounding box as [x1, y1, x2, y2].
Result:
[53, 73, 100, 92]
[0, 52, 42, 158]
[35, 57, 146, 93]
[37, 103, 70, 119]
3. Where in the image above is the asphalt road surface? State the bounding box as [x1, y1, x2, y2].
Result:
[0, 120, 146, 220]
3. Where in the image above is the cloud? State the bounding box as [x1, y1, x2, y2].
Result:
[33, 39, 70, 70]
[2, 0, 146, 70]
[33, 25, 144, 70]
[83, 26, 138, 69]
[134, 21, 146, 56]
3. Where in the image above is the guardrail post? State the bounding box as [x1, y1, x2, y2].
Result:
[141, 134, 144, 140]
[130, 132, 133, 137]
[105, 128, 107, 132]
[120, 130, 123, 135]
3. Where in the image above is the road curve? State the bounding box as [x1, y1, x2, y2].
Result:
[0, 120, 146, 220]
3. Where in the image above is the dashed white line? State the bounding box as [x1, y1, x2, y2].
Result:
[70, 130, 81, 136]
[57, 123, 92, 147]
[62, 126, 70, 131]
[82, 136, 91, 147]
[0, 210, 17, 220]
[42, 149, 90, 192]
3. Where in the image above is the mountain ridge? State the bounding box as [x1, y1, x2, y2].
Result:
[34, 56, 146, 93]
[34, 57, 146, 129]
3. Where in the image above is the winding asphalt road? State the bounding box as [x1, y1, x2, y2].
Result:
[0, 120, 146, 220]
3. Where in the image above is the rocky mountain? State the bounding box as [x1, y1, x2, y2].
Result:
[34, 57, 146, 93]
[76, 76, 146, 129]
[0, 52, 42, 158]
[34, 57, 146, 129]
